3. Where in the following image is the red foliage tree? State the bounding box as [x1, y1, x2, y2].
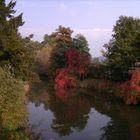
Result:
[130, 68, 140, 91]
[119, 68, 140, 104]
[55, 68, 77, 89]
[65, 48, 79, 74]
[65, 48, 91, 78]
[55, 48, 91, 89]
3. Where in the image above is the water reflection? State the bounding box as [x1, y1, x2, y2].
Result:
[28, 82, 140, 140]
[51, 89, 92, 136]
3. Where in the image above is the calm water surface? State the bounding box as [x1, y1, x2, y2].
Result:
[28, 82, 140, 140]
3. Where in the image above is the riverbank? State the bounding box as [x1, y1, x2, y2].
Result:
[37, 75, 140, 105]
[76, 78, 140, 105]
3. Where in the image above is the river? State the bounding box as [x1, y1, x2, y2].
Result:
[28, 82, 140, 140]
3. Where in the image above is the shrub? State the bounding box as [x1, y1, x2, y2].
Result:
[119, 68, 140, 104]
[0, 66, 28, 139]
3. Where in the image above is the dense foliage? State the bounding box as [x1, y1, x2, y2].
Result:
[35, 26, 91, 82]
[0, 1, 38, 139]
[119, 68, 140, 105]
[0, 0, 37, 82]
[0, 66, 28, 139]
[87, 57, 106, 79]
[65, 48, 91, 78]
[55, 47, 91, 88]
[49, 26, 73, 76]
[72, 34, 89, 53]
[39, 26, 91, 88]
[103, 16, 140, 81]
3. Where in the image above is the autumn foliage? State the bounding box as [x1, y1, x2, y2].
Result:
[55, 48, 91, 89]
[55, 69, 77, 89]
[119, 68, 140, 104]
[65, 48, 91, 77]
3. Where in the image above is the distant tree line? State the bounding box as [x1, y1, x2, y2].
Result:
[35, 16, 140, 83]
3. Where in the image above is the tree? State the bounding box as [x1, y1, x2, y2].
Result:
[0, 0, 24, 63]
[36, 26, 91, 81]
[73, 34, 89, 53]
[0, 0, 35, 81]
[50, 25, 73, 47]
[49, 26, 73, 76]
[103, 16, 140, 81]
[49, 26, 91, 76]
[41, 34, 55, 45]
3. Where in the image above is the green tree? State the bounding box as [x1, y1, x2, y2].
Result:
[23, 34, 44, 55]
[103, 16, 140, 81]
[0, 0, 24, 63]
[41, 34, 55, 45]
[49, 26, 73, 76]
[50, 25, 73, 47]
[0, 0, 35, 81]
[73, 34, 89, 53]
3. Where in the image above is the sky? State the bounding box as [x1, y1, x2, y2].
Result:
[6, 0, 140, 57]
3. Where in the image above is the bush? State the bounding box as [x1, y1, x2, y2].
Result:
[0, 66, 28, 139]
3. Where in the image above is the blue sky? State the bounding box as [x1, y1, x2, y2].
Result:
[6, 0, 140, 57]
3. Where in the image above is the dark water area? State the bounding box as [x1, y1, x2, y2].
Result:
[28, 82, 140, 140]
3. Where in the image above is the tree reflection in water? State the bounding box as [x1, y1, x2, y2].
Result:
[28, 82, 140, 140]
[50, 88, 91, 136]
[100, 120, 131, 140]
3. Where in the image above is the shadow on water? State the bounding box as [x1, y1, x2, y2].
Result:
[28, 82, 140, 140]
